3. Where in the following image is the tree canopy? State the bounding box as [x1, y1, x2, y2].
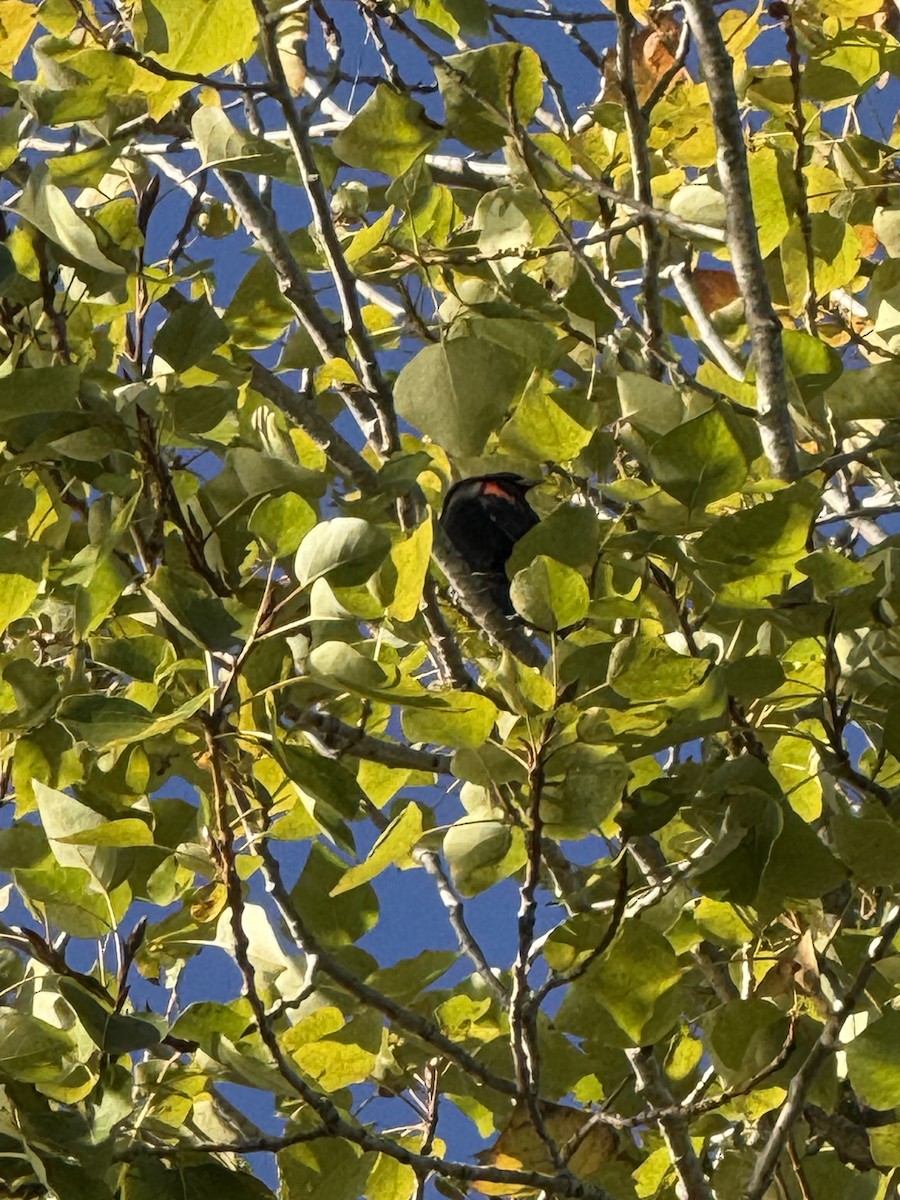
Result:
[2, 0, 900, 1197]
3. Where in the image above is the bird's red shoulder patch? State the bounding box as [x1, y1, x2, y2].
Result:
[481, 480, 513, 499]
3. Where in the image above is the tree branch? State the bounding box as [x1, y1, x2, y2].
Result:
[251, 0, 399, 457]
[247, 359, 379, 492]
[626, 1047, 715, 1200]
[682, 0, 799, 481]
[291, 707, 453, 774]
[217, 169, 384, 445]
[746, 903, 900, 1200]
[431, 525, 547, 669]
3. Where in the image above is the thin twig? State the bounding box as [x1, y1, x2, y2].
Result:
[510, 731, 564, 1170]
[202, 728, 616, 1200]
[615, 0, 665, 378]
[641, 20, 691, 117]
[252, 0, 398, 456]
[111, 40, 276, 93]
[663, 262, 745, 381]
[780, 6, 818, 335]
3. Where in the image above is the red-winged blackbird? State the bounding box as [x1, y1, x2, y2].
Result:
[439, 473, 539, 615]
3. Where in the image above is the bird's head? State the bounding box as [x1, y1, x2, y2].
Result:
[443, 473, 539, 508]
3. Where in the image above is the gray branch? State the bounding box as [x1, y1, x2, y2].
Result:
[682, 0, 799, 481]
[431, 525, 547, 669]
[746, 903, 900, 1200]
[291, 708, 453, 774]
[626, 1048, 716, 1200]
[218, 169, 384, 446]
[247, 360, 379, 492]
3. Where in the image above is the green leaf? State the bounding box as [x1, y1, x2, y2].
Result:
[782, 216, 860, 314]
[831, 812, 900, 887]
[401, 691, 498, 749]
[703, 997, 790, 1084]
[608, 628, 708, 703]
[694, 478, 822, 577]
[192, 106, 290, 176]
[869, 1124, 900, 1170]
[437, 43, 544, 153]
[0, 1011, 72, 1082]
[618, 371, 685, 435]
[874, 206, 900, 256]
[154, 299, 228, 371]
[33, 781, 120, 888]
[225, 254, 295, 348]
[508, 504, 600, 577]
[541, 744, 629, 838]
[331, 802, 427, 895]
[0, 1, 34, 73]
[0, 540, 45, 633]
[307, 641, 397, 701]
[295, 517, 391, 588]
[58, 979, 161, 1054]
[827, 361, 900, 421]
[443, 819, 525, 896]
[722, 656, 785, 702]
[649, 406, 749, 510]
[73, 551, 129, 639]
[500, 380, 594, 461]
[560, 922, 682, 1045]
[375, 518, 432, 622]
[394, 336, 524, 456]
[88, 634, 175, 682]
[278, 1140, 370, 1200]
[748, 146, 794, 257]
[758, 804, 845, 914]
[59, 818, 153, 848]
[667, 183, 726, 230]
[803, 28, 886, 101]
[798, 548, 872, 598]
[0, 364, 80, 420]
[122, 1159, 275, 1200]
[289, 1035, 377, 1093]
[290, 843, 379, 947]
[846, 1007, 900, 1110]
[249, 492, 317, 557]
[58, 691, 210, 751]
[693, 792, 782, 905]
[333, 84, 442, 177]
[509, 555, 589, 630]
[14, 165, 123, 273]
[413, 0, 489, 39]
[170, 998, 255, 1051]
[164, 383, 237, 437]
[782, 329, 843, 401]
[137, 0, 258, 81]
[143, 566, 242, 651]
[365, 1152, 417, 1200]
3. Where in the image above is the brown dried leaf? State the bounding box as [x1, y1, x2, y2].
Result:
[692, 268, 741, 313]
[604, 13, 690, 106]
[856, 224, 879, 258]
[857, 0, 900, 36]
[473, 1102, 618, 1195]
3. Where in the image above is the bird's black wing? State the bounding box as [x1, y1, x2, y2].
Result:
[482, 490, 540, 548]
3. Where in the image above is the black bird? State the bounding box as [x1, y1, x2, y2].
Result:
[439, 473, 539, 614]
